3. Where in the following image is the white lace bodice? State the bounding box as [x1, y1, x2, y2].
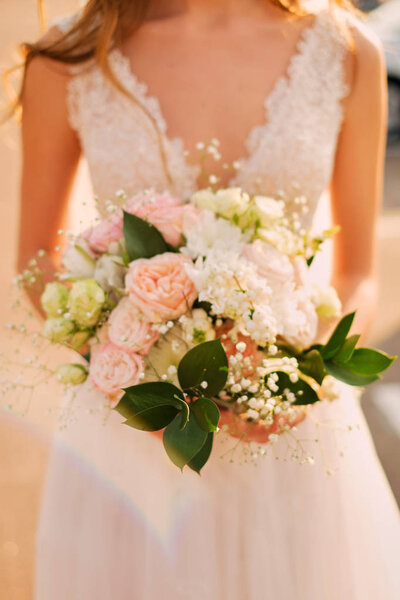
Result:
[54, 9, 351, 223]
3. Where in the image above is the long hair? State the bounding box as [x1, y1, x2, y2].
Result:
[6, 0, 358, 116]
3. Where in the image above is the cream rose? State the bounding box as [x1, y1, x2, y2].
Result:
[57, 363, 88, 386]
[41, 282, 69, 318]
[125, 253, 197, 322]
[67, 279, 106, 328]
[89, 343, 144, 397]
[108, 298, 159, 354]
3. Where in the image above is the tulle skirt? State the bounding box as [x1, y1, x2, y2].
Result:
[35, 379, 400, 599]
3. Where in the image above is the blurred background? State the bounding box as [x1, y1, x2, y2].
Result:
[0, 0, 399, 598]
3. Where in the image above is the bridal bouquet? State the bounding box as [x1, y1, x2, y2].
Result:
[30, 187, 394, 472]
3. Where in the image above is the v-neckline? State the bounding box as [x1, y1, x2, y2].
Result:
[110, 10, 324, 188]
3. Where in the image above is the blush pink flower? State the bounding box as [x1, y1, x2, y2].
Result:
[243, 240, 294, 285]
[89, 343, 144, 398]
[126, 253, 197, 322]
[108, 298, 159, 354]
[83, 213, 123, 253]
[216, 321, 264, 378]
[126, 190, 199, 247]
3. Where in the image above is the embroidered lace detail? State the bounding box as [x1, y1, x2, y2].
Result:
[52, 9, 351, 222]
[231, 10, 350, 224]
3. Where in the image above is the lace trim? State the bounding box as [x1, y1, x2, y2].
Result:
[52, 9, 351, 205]
[243, 9, 350, 160]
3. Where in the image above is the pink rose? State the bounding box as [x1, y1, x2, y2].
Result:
[243, 240, 294, 284]
[89, 343, 144, 397]
[83, 213, 123, 253]
[126, 253, 197, 322]
[108, 298, 159, 354]
[126, 190, 198, 247]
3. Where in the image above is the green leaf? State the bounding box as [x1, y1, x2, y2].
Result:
[188, 433, 214, 474]
[193, 299, 213, 314]
[321, 312, 355, 360]
[343, 348, 396, 376]
[115, 382, 184, 431]
[334, 334, 360, 363]
[274, 371, 319, 406]
[123, 211, 168, 261]
[163, 413, 208, 470]
[177, 339, 228, 397]
[298, 349, 326, 385]
[175, 394, 190, 430]
[191, 397, 220, 432]
[306, 255, 315, 267]
[325, 361, 379, 386]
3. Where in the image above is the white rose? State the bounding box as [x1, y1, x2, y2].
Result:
[214, 187, 250, 219]
[253, 196, 285, 225]
[191, 189, 217, 212]
[62, 238, 96, 279]
[312, 285, 342, 320]
[257, 225, 303, 256]
[94, 255, 125, 291]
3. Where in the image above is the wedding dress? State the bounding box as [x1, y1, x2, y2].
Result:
[35, 9, 400, 599]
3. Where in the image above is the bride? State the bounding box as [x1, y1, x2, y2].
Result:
[15, 0, 400, 597]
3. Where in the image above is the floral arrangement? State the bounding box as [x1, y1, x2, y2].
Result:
[27, 187, 395, 472]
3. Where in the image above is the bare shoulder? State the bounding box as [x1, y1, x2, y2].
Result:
[25, 23, 72, 80]
[23, 23, 73, 112]
[344, 11, 386, 86]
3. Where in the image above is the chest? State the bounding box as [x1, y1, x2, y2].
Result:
[121, 21, 309, 169]
[67, 10, 349, 213]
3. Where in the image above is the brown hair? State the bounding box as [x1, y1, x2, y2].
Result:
[7, 0, 358, 114]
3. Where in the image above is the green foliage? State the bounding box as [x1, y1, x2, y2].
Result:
[163, 412, 208, 471]
[113, 340, 229, 472]
[191, 397, 220, 432]
[298, 349, 326, 385]
[123, 211, 168, 261]
[324, 362, 380, 386]
[344, 348, 395, 375]
[315, 313, 396, 387]
[274, 371, 319, 405]
[188, 433, 214, 474]
[116, 382, 184, 431]
[320, 312, 355, 360]
[178, 339, 228, 397]
[334, 334, 360, 363]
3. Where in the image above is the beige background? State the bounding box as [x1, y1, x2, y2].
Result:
[0, 2, 399, 598]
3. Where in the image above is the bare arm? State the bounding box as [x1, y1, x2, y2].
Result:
[18, 28, 81, 310]
[330, 21, 387, 339]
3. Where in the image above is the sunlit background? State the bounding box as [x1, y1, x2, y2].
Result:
[0, 1, 399, 598]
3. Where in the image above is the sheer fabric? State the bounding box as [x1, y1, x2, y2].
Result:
[35, 8, 400, 599]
